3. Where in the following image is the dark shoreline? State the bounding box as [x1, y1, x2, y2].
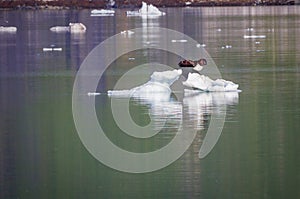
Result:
[0, 0, 297, 10]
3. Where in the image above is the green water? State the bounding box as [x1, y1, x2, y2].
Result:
[0, 6, 300, 199]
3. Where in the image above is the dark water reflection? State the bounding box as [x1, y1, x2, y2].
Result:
[1, 6, 300, 199]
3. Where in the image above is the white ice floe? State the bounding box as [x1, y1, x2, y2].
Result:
[0, 26, 17, 32]
[221, 45, 232, 49]
[171, 39, 188, 43]
[183, 73, 240, 92]
[120, 30, 135, 37]
[108, 69, 182, 97]
[196, 44, 206, 48]
[43, 47, 62, 52]
[90, 9, 115, 16]
[126, 2, 166, 17]
[50, 23, 86, 33]
[87, 92, 101, 96]
[243, 35, 266, 39]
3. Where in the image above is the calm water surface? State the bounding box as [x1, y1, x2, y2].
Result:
[1, 6, 300, 199]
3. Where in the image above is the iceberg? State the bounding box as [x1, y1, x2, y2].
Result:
[50, 23, 86, 33]
[183, 73, 240, 92]
[243, 35, 266, 39]
[126, 2, 166, 17]
[0, 26, 17, 32]
[108, 69, 182, 98]
[91, 9, 115, 16]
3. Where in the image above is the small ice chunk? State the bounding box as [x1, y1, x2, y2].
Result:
[171, 39, 187, 43]
[196, 44, 206, 48]
[53, 48, 62, 51]
[87, 92, 101, 96]
[243, 35, 266, 39]
[193, 64, 203, 72]
[43, 48, 53, 52]
[50, 23, 86, 33]
[120, 30, 135, 36]
[90, 9, 115, 17]
[0, 26, 17, 32]
[91, 9, 115, 15]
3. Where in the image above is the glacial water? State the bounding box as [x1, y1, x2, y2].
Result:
[0, 6, 300, 199]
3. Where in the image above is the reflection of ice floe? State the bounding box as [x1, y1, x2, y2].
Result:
[183, 90, 239, 130]
[91, 9, 115, 16]
[183, 73, 240, 92]
[243, 35, 266, 39]
[50, 23, 86, 33]
[184, 89, 239, 106]
[0, 26, 17, 32]
[126, 2, 166, 17]
[108, 69, 182, 98]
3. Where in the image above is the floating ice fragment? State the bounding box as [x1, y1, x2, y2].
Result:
[108, 69, 182, 97]
[43, 47, 62, 52]
[0, 26, 17, 32]
[243, 35, 266, 39]
[90, 9, 115, 16]
[91, 9, 115, 15]
[50, 23, 86, 33]
[196, 44, 206, 48]
[183, 73, 240, 92]
[126, 2, 166, 17]
[120, 30, 135, 36]
[171, 39, 188, 43]
[87, 92, 101, 96]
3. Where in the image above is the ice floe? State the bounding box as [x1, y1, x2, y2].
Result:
[42, 47, 62, 52]
[126, 2, 166, 17]
[50, 23, 86, 33]
[183, 73, 240, 92]
[90, 9, 115, 16]
[108, 69, 182, 97]
[0, 26, 17, 32]
[171, 39, 188, 43]
[243, 35, 266, 39]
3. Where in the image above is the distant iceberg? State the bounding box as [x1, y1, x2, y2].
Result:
[50, 23, 86, 33]
[126, 2, 166, 17]
[91, 9, 115, 16]
[0, 26, 17, 33]
[183, 73, 240, 92]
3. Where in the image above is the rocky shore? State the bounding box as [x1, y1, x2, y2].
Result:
[0, 0, 296, 9]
